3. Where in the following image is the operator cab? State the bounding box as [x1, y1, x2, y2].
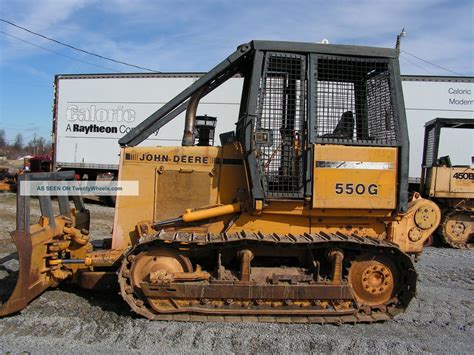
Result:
[119, 40, 409, 211]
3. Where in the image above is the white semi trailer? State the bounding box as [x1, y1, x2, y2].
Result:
[402, 76, 473, 183]
[52, 73, 473, 181]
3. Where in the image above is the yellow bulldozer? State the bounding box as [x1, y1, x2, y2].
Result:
[0, 40, 441, 323]
[420, 118, 473, 248]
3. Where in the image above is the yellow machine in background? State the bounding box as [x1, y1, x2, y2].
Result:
[420, 118, 473, 248]
[0, 167, 16, 192]
[1, 40, 441, 323]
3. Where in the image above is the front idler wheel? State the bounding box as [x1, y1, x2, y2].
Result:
[130, 249, 193, 290]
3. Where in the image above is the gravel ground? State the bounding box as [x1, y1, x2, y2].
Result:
[0, 192, 472, 354]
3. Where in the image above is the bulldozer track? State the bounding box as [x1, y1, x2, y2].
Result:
[118, 231, 417, 324]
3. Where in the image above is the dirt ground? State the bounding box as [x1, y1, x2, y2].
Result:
[0, 192, 472, 354]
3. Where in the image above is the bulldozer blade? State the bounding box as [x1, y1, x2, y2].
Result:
[0, 230, 56, 316]
[0, 171, 89, 316]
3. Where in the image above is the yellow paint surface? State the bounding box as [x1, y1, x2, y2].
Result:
[312, 145, 397, 209]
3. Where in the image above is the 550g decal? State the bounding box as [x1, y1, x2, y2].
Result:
[335, 183, 379, 195]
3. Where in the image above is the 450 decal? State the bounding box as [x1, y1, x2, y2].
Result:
[335, 183, 379, 195]
[452, 172, 474, 180]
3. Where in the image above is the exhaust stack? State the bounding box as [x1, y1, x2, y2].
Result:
[182, 88, 205, 146]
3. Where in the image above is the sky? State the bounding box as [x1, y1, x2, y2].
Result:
[0, 0, 473, 143]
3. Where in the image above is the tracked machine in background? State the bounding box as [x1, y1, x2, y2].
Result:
[420, 118, 473, 248]
[1, 41, 441, 323]
[0, 167, 16, 192]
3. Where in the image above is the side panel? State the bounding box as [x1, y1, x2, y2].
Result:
[112, 144, 247, 249]
[450, 167, 474, 194]
[312, 145, 397, 209]
[428, 166, 474, 197]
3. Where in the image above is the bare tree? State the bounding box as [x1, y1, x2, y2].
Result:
[13, 133, 23, 151]
[26, 136, 50, 155]
[0, 129, 5, 147]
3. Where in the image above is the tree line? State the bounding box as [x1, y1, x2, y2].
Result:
[0, 129, 52, 159]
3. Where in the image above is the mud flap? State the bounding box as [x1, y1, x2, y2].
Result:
[0, 171, 89, 316]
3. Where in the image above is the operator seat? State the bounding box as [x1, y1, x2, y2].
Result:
[321, 111, 354, 139]
[437, 155, 452, 167]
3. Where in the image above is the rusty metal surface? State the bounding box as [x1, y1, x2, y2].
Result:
[142, 283, 354, 300]
[0, 229, 57, 316]
[118, 230, 416, 323]
[85, 249, 123, 267]
[0, 175, 53, 316]
[348, 256, 396, 306]
[0, 230, 33, 316]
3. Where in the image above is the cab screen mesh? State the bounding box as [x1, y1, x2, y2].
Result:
[314, 56, 399, 145]
[256, 53, 306, 198]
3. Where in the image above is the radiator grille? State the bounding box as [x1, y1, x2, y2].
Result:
[424, 126, 436, 167]
[256, 53, 306, 198]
